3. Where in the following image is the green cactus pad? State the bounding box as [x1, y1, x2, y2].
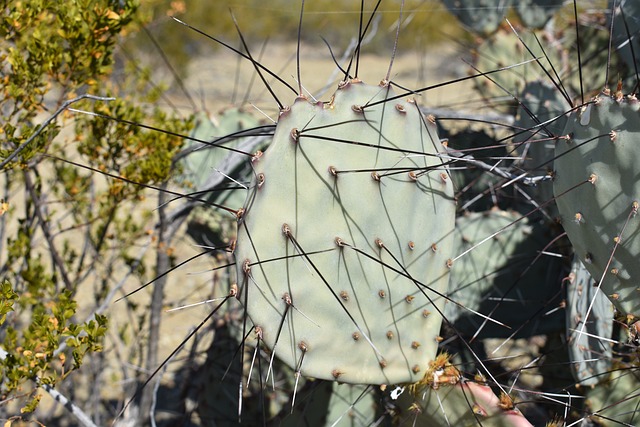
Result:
[442, 0, 510, 36]
[554, 92, 640, 315]
[180, 108, 270, 249]
[473, 28, 562, 114]
[512, 80, 568, 216]
[581, 364, 640, 426]
[325, 383, 376, 426]
[513, 80, 568, 164]
[234, 80, 456, 385]
[514, 0, 564, 29]
[566, 255, 613, 387]
[181, 108, 261, 191]
[445, 209, 563, 338]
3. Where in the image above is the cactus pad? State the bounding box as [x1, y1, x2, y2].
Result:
[234, 80, 456, 385]
[181, 108, 261, 191]
[473, 28, 562, 114]
[512, 80, 568, 216]
[514, 0, 564, 29]
[445, 209, 563, 338]
[566, 255, 613, 387]
[442, 0, 510, 36]
[554, 92, 640, 315]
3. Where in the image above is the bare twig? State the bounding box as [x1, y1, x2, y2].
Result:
[23, 171, 73, 291]
[149, 338, 181, 427]
[39, 383, 99, 427]
[35, 379, 98, 427]
[138, 184, 172, 425]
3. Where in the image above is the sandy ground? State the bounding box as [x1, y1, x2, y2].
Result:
[166, 40, 473, 117]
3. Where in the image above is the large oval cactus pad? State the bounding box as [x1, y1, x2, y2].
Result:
[234, 80, 456, 385]
[554, 92, 640, 316]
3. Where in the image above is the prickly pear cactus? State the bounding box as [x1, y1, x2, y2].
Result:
[512, 80, 568, 216]
[180, 108, 270, 248]
[513, 80, 568, 165]
[444, 0, 564, 35]
[514, 0, 564, 29]
[398, 354, 533, 426]
[234, 80, 456, 385]
[566, 255, 613, 387]
[445, 209, 563, 338]
[181, 108, 261, 191]
[580, 363, 640, 426]
[325, 383, 376, 426]
[442, 0, 510, 36]
[553, 91, 640, 316]
[472, 28, 561, 114]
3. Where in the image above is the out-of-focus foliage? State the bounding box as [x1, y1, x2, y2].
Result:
[0, 0, 192, 421]
[1, 0, 139, 165]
